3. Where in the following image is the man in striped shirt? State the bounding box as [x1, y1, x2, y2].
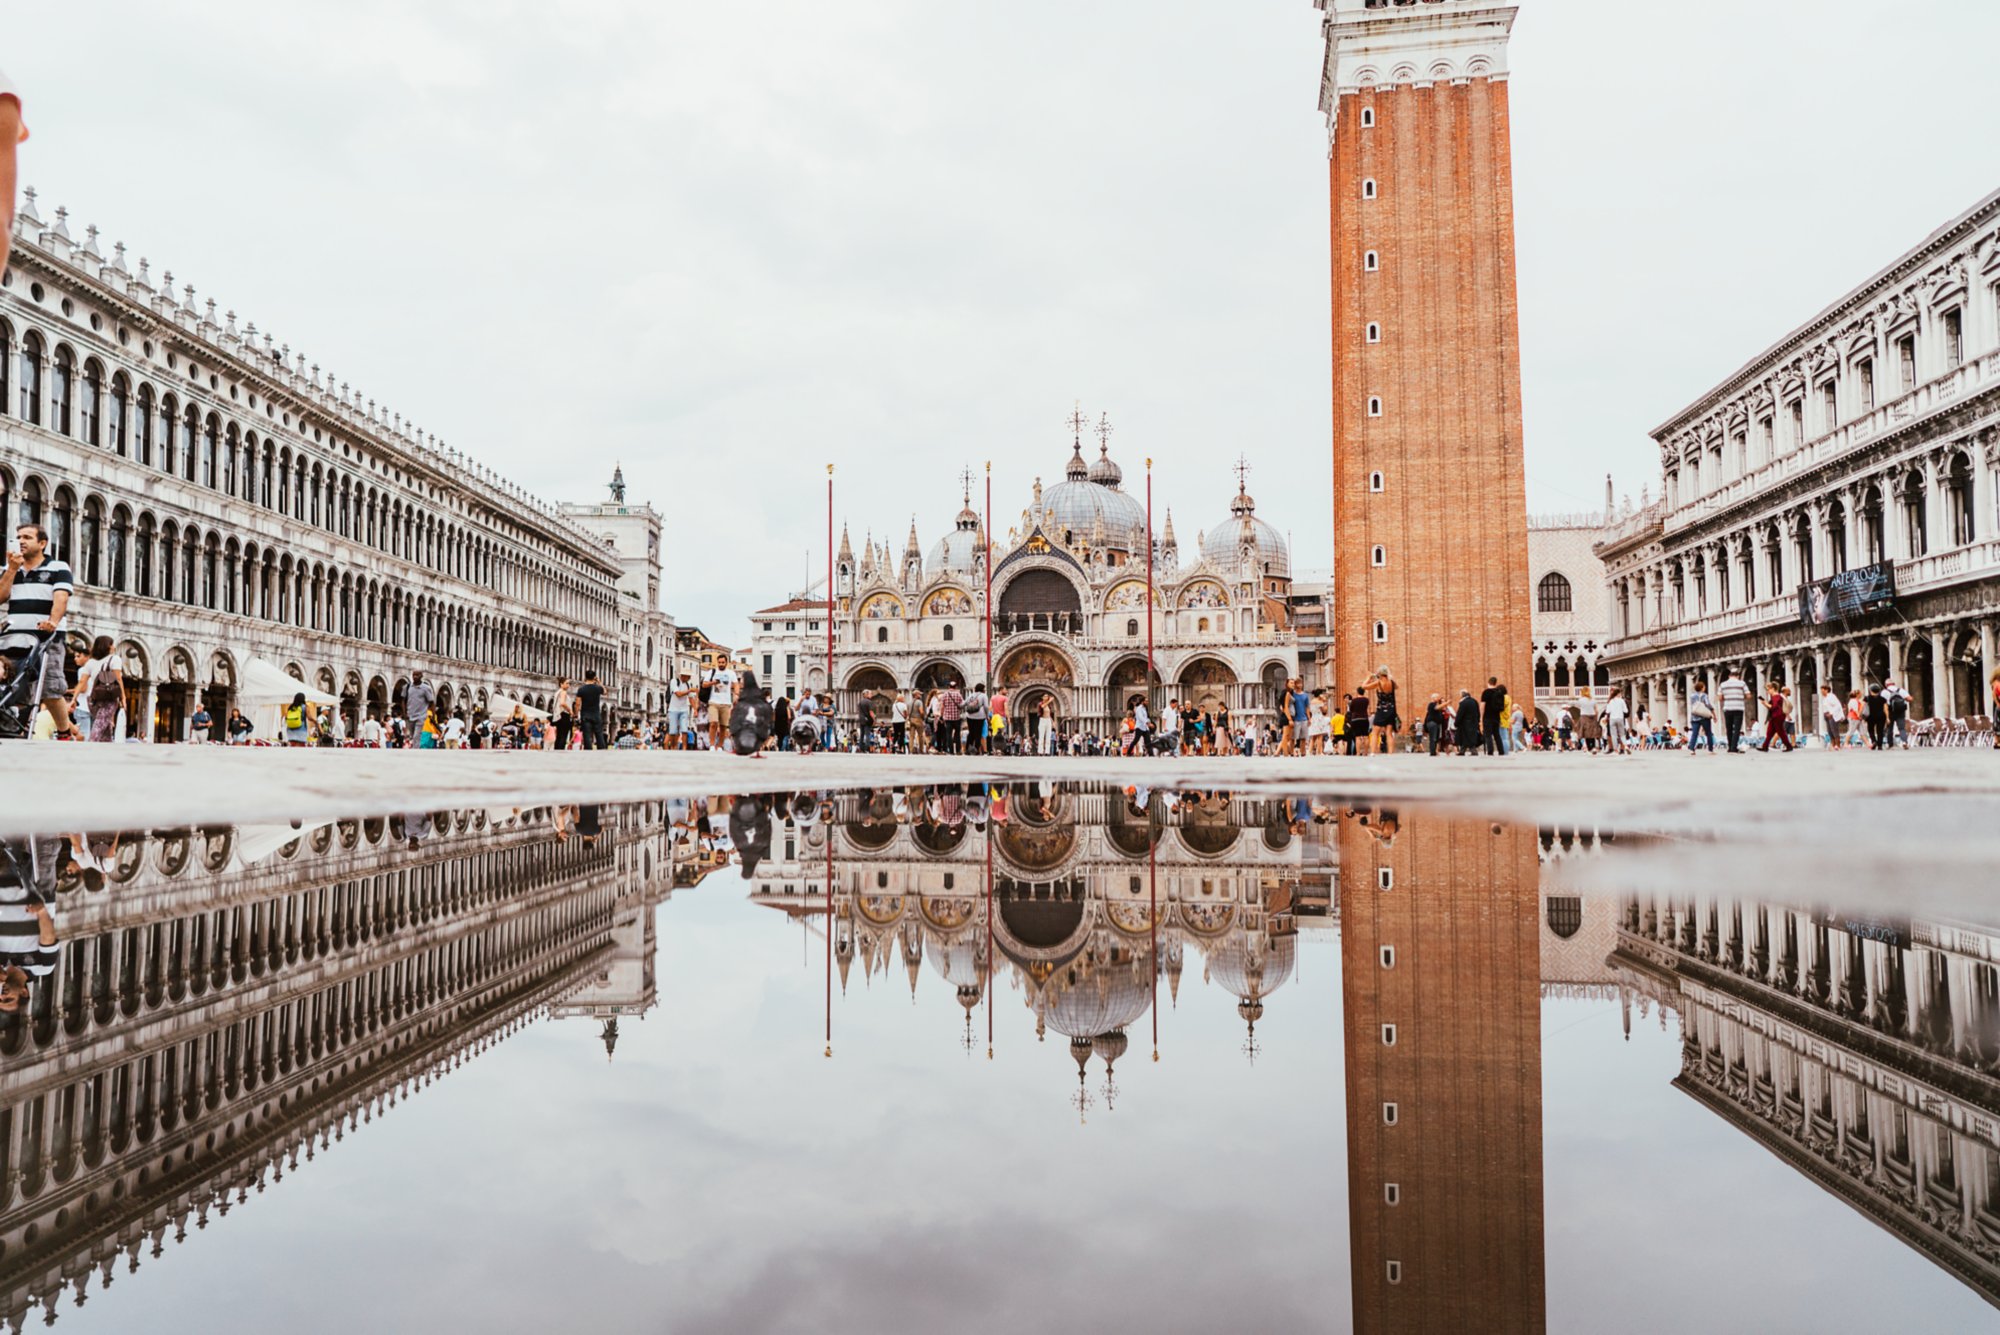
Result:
[1717, 668, 1751, 754]
[0, 836, 59, 1015]
[0, 524, 82, 739]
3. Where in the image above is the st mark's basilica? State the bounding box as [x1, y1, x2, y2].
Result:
[808, 415, 1301, 738]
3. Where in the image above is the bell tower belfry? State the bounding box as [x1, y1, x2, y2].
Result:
[1319, 0, 1532, 704]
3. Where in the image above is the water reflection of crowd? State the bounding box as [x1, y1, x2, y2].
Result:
[0, 831, 118, 1021]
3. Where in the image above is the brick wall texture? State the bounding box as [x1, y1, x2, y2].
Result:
[1340, 812, 1546, 1332]
[1329, 79, 1534, 708]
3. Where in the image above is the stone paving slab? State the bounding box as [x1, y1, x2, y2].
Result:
[5, 743, 1998, 838]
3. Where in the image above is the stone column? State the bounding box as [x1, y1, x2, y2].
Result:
[1980, 620, 1996, 720]
[1931, 626, 1952, 720]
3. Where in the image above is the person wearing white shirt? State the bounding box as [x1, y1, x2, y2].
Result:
[1604, 689, 1630, 753]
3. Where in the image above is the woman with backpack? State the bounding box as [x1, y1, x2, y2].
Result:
[282, 692, 312, 747]
[78, 636, 123, 743]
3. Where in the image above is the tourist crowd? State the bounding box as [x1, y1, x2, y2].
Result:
[9, 519, 1999, 755]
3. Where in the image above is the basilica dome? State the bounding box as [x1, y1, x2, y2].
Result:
[1202, 933, 1296, 1008]
[1039, 956, 1154, 1040]
[1200, 482, 1291, 579]
[1038, 442, 1149, 545]
[928, 501, 984, 575]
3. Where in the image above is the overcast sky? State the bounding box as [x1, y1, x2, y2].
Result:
[10, 1, 1999, 635]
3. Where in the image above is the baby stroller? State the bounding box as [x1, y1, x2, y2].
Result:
[0, 632, 61, 741]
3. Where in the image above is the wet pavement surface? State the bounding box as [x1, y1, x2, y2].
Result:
[2, 784, 1996, 1332]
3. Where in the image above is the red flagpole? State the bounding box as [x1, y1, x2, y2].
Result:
[825, 807, 834, 1058]
[1150, 822, 1159, 1062]
[985, 820, 994, 1060]
[1145, 458, 1156, 721]
[826, 465, 834, 706]
[983, 460, 993, 687]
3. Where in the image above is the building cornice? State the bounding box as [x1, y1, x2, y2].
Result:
[1652, 187, 2000, 443]
[1316, 0, 1517, 128]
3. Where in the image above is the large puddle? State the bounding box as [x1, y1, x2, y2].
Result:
[2, 786, 1993, 1332]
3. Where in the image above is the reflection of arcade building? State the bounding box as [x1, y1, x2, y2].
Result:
[1611, 886, 2000, 1309]
[751, 788, 1334, 1096]
[0, 804, 667, 1328]
[825, 424, 1300, 735]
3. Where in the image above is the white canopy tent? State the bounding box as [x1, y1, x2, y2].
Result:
[487, 693, 552, 722]
[238, 657, 339, 740]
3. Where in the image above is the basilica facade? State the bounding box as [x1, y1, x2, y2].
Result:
[796, 425, 1301, 738]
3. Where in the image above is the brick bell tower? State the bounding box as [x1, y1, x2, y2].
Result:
[1318, 0, 1532, 709]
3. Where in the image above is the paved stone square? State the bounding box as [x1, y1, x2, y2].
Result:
[10, 743, 1998, 838]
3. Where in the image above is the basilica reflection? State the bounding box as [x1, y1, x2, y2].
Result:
[0, 805, 674, 1330]
[743, 786, 1338, 1111]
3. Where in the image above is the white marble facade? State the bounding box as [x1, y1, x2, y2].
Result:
[806, 431, 1301, 738]
[1599, 187, 2000, 726]
[0, 191, 623, 740]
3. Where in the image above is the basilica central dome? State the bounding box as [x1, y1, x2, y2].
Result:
[1038, 441, 1148, 545]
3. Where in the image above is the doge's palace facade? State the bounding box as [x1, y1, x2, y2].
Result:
[1598, 187, 2000, 725]
[0, 191, 621, 739]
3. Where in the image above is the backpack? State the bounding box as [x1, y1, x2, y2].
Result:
[285, 704, 305, 729]
[88, 663, 123, 708]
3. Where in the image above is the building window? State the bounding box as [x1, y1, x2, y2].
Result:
[763, 621, 773, 631]
[1367, 396, 1382, 417]
[1759, 416, 1773, 464]
[1820, 379, 1837, 431]
[18, 331, 42, 424]
[1944, 308, 1964, 369]
[1381, 1024, 1397, 1047]
[1378, 867, 1394, 890]
[1380, 945, 1395, 969]
[1366, 322, 1381, 344]
[1536, 571, 1572, 613]
[1371, 545, 1386, 567]
[1788, 399, 1803, 449]
[808, 621, 819, 631]
[1384, 1183, 1400, 1206]
[876, 626, 888, 643]
[1857, 358, 1875, 411]
[1895, 334, 1916, 392]
[1372, 620, 1387, 643]
[1360, 106, 1375, 128]
[1362, 178, 1377, 200]
[1386, 1262, 1403, 1286]
[1382, 1102, 1399, 1126]
[1364, 250, 1379, 272]
[786, 621, 797, 631]
[1369, 470, 1384, 493]
[1126, 618, 1139, 636]
[942, 624, 954, 641]
[763, 654, 774, 677]
[786, 652, 796, 675]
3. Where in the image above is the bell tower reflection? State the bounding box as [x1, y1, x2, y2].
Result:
[1341, 810, 1547, 1333]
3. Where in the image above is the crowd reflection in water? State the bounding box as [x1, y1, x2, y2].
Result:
[5, 788, 2000, 1328]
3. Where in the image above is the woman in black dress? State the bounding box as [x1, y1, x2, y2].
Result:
[1361, 666, 1400, 754]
